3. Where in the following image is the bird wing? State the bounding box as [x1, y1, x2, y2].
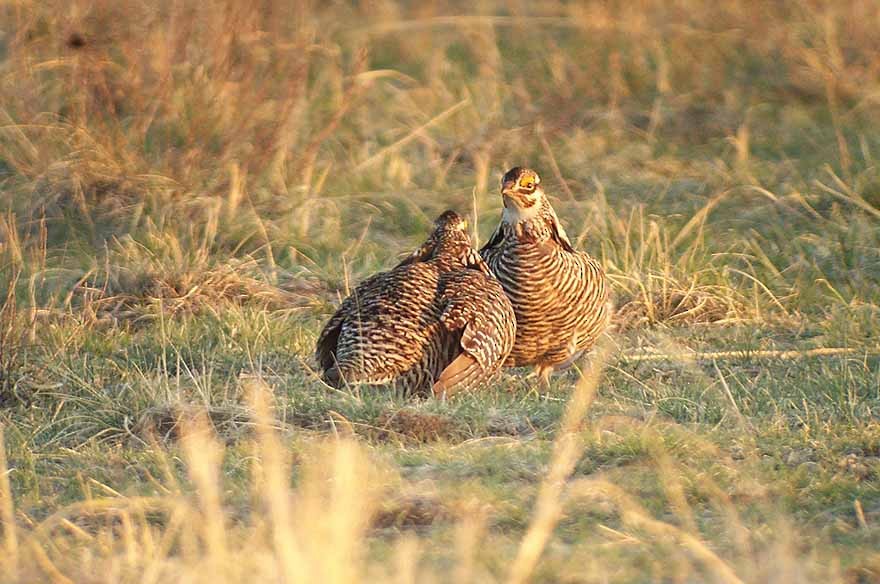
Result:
[479, 222, 505, 255]
[314, 270, 387, 372]
[432, 352, 481, 399]
[432, 271, 515, 397]
[547, 211, 576, 253]
[566, 252, 612, 354]
[315, 300, 349, 372]
[432, 317, 507, 398]
[394, 238, 436, 269]
[461, 248, 491, 275]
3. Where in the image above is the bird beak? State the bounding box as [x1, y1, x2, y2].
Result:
[502, 191, 523, 209]
[501, 178, 517, 196]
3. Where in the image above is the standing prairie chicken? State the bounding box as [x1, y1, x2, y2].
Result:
[480, 167, 611, 382]
[315, 210, 516, 398]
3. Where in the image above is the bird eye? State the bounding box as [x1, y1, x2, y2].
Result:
[519, 177, 535, 189]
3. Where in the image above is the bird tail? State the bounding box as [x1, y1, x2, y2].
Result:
[431, 353, 487, 399]
[323, 366, 344, 388]
[322, 363, 368, 388]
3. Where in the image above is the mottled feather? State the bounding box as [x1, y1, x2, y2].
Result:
[316, 210, 516, 396]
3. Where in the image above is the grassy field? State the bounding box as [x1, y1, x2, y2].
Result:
[1, 0, 880, 581]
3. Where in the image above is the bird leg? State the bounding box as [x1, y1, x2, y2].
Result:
[533, 363, 554, 389]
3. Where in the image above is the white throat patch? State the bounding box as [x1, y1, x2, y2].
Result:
[502, 194, 543, 225]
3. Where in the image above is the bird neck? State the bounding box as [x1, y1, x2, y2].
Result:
[433, 233, 470, 257]
[501, 198, 555, 243]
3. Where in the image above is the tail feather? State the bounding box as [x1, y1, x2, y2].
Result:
[323, 366, 344, 388]
[322, 363, 369, 388]
[323, 360, 399, 389]
[432, 353, 486, 399]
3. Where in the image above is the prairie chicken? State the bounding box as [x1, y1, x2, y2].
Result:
[315, 210, 516, 398]
[480, 167, 611, 382]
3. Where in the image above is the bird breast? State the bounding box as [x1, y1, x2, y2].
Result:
[490, 239, 593, 312]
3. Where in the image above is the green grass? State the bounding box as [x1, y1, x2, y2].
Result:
[1, 0, 880, 582]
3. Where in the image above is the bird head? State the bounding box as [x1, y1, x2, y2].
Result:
[500, 167, 543, 212]
[432, 209, 469, 234]
[397, 210, 474, 268]
[429, 210, 471, 255]
[428, 210, 486, 271]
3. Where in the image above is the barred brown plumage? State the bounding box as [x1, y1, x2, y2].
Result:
[480, 167, 612, 382]
[315, 210, 516, 398]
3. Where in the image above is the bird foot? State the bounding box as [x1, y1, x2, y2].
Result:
[525, 364, 553, 391]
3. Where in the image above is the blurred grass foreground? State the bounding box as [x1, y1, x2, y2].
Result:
[1, 1, 880, 582]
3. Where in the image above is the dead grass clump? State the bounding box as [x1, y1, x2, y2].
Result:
[0, 284, 26, 408]
[132, 404, 253, 444]
[373, 407, 462, 444]
[75, 255, 325, 324]
[836, 454, 879, 483]
[613, 285, 743, 332]
[485, 411, 534, 437]
[372, 495, 450, 530]
[1, 118, 176, 238]
[658, 102, 741, 145]
[597, 201, 768, 329]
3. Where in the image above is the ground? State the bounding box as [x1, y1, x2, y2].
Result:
[0, 1, 879, 582]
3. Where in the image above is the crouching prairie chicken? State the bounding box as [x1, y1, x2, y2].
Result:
[315, 210, 516, 398]
[480, 167, 611, 383]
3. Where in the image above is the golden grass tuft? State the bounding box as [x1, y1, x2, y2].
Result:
[613, 285, 742, 331]
[72, 233, 327, 324]
[599, 202, 755, 329]
[78, 257, 322, 323]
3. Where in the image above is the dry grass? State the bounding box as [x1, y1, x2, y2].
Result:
[3, 371, 876, 583]
[372, 407, 462, 444]
[2, 0, 880, 582]
[75, 245, 325, 325]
